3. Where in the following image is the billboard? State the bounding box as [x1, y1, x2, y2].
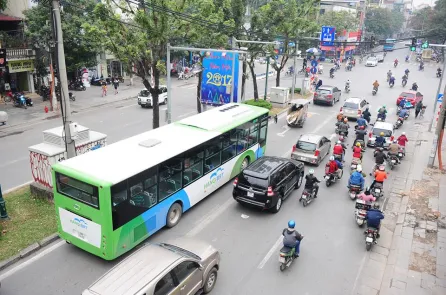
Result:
[201, 52, 239, 105]
[321, 26, 336, 46]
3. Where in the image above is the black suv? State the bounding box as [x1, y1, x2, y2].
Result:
[232, 156, 305, 213]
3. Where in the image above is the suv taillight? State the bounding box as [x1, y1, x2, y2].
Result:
[292, 144, 296, 152]
[314, 150, 320, 157]
[233, 177, 238, 187]
[314, 93, 318, 97]
[326, 94, 333, 99]
[267, 186, 274, 197]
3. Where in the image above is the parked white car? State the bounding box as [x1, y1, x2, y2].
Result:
[138, 85, 168, 108]
[365, 57, 378, 67]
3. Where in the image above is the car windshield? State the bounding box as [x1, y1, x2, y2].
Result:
[317, 89, 331, 94]
[400, 92, 415, 98]
[140, 90, 150, 97]
[373, 128, 392, 137]
[296, 140, 316, 151]
[367, 58, 376, 61]
[239, 173, 269, 188]
[343, 102, 358, 109]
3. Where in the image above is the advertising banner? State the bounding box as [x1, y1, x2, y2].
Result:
[201, 52, 239, 105]
[8, 60, 34, 73]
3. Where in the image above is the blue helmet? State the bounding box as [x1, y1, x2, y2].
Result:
[288, 220, 296, 228]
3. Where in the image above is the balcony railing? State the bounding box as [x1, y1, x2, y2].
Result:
[6, 48, 36, 59]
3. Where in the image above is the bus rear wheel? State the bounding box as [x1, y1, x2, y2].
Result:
[166, 203, 183, 228]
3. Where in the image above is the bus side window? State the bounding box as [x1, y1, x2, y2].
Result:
[183, 148, 204, 186]
[111, 181, 128, 207]
[203, 138, 221, 174]
[159, 158, 183, 201]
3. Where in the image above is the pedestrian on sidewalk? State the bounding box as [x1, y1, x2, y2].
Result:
[101, 79, 107, 97]
[415, 100, 423, 118]
[113, 77, 119, 95]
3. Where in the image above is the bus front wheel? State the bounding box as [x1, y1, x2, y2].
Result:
[166, 203, 183, 228]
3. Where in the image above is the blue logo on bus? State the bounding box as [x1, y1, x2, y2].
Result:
[71, 217, 88, 229]
[205, 168, 224, 189]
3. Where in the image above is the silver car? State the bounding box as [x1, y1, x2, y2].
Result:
[341, 97, 369, 120]
[82, 238, 220, 295]
[313, 85, 341, 106]
[291, 134, 331, 166]
[367, 121, 394, 149]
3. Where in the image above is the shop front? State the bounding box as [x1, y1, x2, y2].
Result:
[2, 59, 35, 93]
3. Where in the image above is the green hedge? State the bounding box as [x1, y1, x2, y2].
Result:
[293, 88, 301, 93]
[244, 99, 273, 110]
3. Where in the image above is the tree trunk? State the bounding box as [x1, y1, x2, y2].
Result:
[241, 60, 247, 101]
[276, 69, 280, 87]
[196, 72, 203, 113]
[142, 67, 160, 129]
[248, 62, 259, 101]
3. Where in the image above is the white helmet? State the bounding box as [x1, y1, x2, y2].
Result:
[357, 165, 363, 172]
[402, 132, 406, 135]
[378, 118, 382, 121]
[330, 155, 335, 161]
[308, 169, 314, 175]
[337, 140, 341, 144]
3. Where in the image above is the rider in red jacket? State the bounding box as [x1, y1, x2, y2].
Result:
[397, 132, 408, 155]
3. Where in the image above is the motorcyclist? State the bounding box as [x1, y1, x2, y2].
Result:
[415, 101, 424, 118]
[327, 155, 343, 179]
[362, 108, 371, 123]
[316, 79, 323, 90]
[355, 125, 367, 145]
[405, 55, 409, 62]
[412, 82, 419, 91]
[333, 140, 346, 161]
[337, 118, 350, 136]
[371, 165, 387, 190]
[345, 79, 351, 90]
[365, 204, 385, 238]
[387, 70, 392, 81]
[389, 75, 395, 86]
[353, 142, 363, 160]
[399, 107, 409, 119]
[371, 148, 387, 175]
[373, 80, 379, 92]
[394, 58, 398, 66]
[377, 106, 387, 121]
[330, 67, 335, 77]
[348, 165, 365, 191]
[304, 169, 320, 197]
[419, 60, 424, 71]
[282, 220, 303, 257]
[336, 112, 345, 122]
[357, 188, 376, 204]
[402, 73, 408, 82]
[405, 69, 410, 77]
[388, 140, 401, 163]
[356, 114, 367, 128]
[437, 67, 442, 77]
[397, 132, 408, 155]
[375, 131, 386, 148]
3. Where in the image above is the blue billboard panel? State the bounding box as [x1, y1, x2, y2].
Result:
[321, 26, 336, 46]
[201, 52, 239, 105]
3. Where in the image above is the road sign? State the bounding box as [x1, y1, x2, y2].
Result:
[311, 59, 318, 67]
[438, 93, 443, 103]
[321, 26, 335, 46]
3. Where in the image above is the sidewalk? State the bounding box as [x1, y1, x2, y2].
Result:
[355, 120, 446, 295]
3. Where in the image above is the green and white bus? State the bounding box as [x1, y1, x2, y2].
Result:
[52, 103, 269, 260]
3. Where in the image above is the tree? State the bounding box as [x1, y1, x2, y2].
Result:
[87, 0, 185, 129]
[24, 0, 102, 75]
[256, 0, 318, 87]
[426, 0, 446, 43]
[318, 11, 360, 33]
[365, 8, 404, 38]
[0, 0, 7, 11]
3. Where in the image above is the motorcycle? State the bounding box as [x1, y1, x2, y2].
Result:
[350, 158, 361, 172]
[348, 185, 362, 200]
[345, 84, 350, 93]
[178, 71, 190, 80]
[371, 182, 384, 199]
[389, 81, 394, 88]
[318, 68, 323, 74]
[394, 117, 403, 129]
[300, 187, 317, 207]
[372, 87, 377, 96]
[333, 153, 343, 162]
[324, 170, 342, 187]
[13, 93, 27, 109]
[345, 64, 352, 71]
[330, 72, 335, 79]
[279, 237, 303, 271]
[398, 148, 405, 160]
[355, 199, 371, 227]
[285, 68, 294, 76]
[437, 71, 442, 78]
[402, 79, 407, 87]
[394, 62, 398, 68]
[377, 113, 386, 122]
[388, 154, 399, 170]
[365, 228, 378, 251]
[69, 92, 76, 101]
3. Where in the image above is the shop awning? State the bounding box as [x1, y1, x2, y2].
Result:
[320, 45, 356, 52]
[0, 14, 22, 22]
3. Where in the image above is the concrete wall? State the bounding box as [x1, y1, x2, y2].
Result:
[3, 0, 29, 19]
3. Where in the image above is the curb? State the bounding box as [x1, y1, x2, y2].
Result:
[0, 233, 59, 272]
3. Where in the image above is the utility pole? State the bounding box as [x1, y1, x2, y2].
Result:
[264, 56, 269, 100]
[53, 0, 76, 158]
[428, 84, 446, 168]
[291, 39, 299, 98]
[428, 44, 446, 132]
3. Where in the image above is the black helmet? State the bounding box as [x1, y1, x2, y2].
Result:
[373, 203, 380, 210]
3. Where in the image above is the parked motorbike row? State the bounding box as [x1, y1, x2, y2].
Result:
[4, 91, 33, 109]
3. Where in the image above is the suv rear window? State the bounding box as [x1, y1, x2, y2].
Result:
[317, 89, 331, 94]
[343, 102, 358, 109]
[400, 92, 414, 98]
[239, 173, 269, 188]
[296, 141, 316, 151]
[372, 128, 392, 137]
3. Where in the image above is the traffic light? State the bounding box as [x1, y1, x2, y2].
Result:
[421, 41, 429, 49]
[410, 38, 416, 52]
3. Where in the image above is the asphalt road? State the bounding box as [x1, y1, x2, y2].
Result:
[0, 47, 443, 294]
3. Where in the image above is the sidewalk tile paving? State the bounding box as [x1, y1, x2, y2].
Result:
[355, 120, 446, 295]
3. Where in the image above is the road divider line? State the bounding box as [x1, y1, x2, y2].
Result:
[185, 198, 233, 237]
[257, 235, 283, 269]
[0, 240, 65, 280]
[277, 126, 291, 137]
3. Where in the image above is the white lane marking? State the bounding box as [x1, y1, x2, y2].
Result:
[185, 198, 233, 237]
[350, 253, 368, 295]
[277, 126, 291, 137]
[0, 240, 65, 280]
[177, 111, 196, 119]
[119, 104, 137, 109]
[257, 235, 283, 269]
[281, 113, 335, 158]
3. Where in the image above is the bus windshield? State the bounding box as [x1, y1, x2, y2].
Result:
[52, 103, 270, 260]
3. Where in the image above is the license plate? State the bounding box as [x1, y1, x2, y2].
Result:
[398, 153, 402, 157]
[391, 160, 396, 163]
[302, 195, 307, 199]
[325, 176, 330, 180]
[375, 189, 381, 193]
[247, 192, 254, 198]
[300, 157, 306, 161]
[366, 237, 373, 243]
[351, 165, 357, 169]
[279, 257, 285, 263]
